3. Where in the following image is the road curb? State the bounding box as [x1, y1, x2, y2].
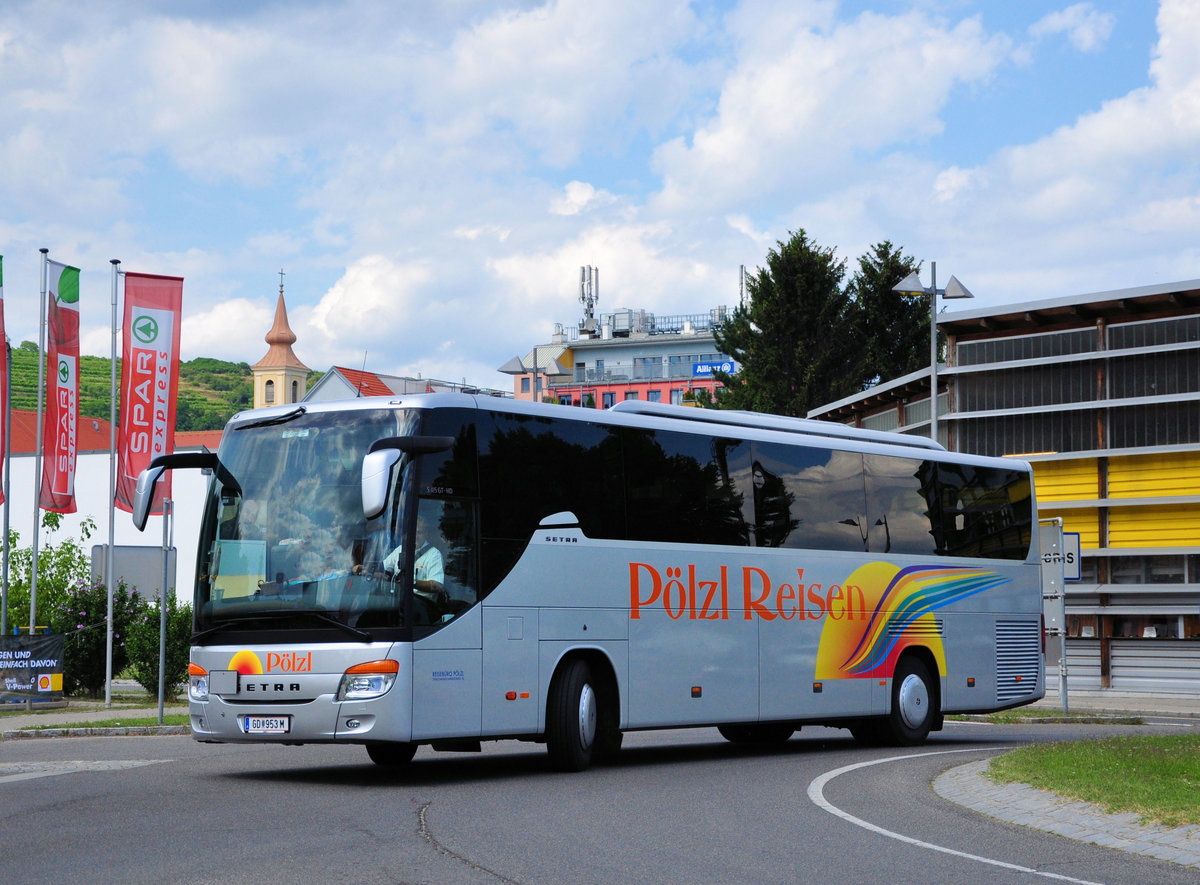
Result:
[934, 758, 1200, 869]
[0, 726, 189, 741]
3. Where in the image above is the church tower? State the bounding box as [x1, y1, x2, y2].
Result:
[252, 271, 310, 409]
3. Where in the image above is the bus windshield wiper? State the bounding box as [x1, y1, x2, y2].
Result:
[234, 405, 307, 431]
[193, 609, 373, 643]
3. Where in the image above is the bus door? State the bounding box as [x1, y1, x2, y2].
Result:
[407, 497, 485, 741]
[481, 606, 540, 735]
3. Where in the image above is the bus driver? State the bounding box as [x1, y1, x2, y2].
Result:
[380, 507, 446, 608]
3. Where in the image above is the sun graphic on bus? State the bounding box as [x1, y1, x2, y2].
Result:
[228, 650, 264, 675]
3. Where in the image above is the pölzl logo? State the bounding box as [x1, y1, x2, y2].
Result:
[228, 650, 264, 675]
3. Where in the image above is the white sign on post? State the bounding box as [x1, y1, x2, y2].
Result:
[1062, 532, 1081, 581]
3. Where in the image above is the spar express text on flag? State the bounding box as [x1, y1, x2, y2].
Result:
[115, 273, 183, 513]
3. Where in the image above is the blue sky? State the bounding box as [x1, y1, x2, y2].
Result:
[2, 0, 1197, 391]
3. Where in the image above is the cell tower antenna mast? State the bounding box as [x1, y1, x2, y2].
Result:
[579, 265, 600, 336]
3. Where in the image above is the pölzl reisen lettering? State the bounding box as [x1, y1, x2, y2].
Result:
[629, 562, 865, 622]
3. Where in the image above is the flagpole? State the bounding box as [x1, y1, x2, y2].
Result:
[105, 259, 120, 706]
[30, 248, 49, 637]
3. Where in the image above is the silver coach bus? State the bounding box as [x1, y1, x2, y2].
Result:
[133, 394, 1044, 771]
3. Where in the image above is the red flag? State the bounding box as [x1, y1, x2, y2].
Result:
[0, 254, 6, 506]
[115, 273, 184, 513]
[40, 260, 81, 513]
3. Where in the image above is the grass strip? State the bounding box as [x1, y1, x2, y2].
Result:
[987, 734, 1200, 828]
[949, 709, 1143, 725]
[19, 713, 191, 730]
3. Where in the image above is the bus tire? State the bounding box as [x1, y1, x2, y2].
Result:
[366, 741, 418, 767]
[718, 724, 795, 744]
[547, 659, 597, 772]
[885, 656, 935, 746]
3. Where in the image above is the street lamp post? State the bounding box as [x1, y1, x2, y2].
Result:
[892, 261, 974, 444]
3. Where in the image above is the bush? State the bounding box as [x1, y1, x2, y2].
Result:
[50, 579, 146, 698]
[5, 513, 97, 632]
[127, 595, 193, 697]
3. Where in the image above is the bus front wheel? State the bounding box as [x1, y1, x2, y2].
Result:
[884, 656, 935, 746]
[547, 659, 597, 772]
[366, 741, 418, 767]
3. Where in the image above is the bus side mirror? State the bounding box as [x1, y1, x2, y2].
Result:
[362, 449, 401, 520]
[362, 436, 454, 521]
[132, 466, 166, 531]
[130, 450, 232, 532]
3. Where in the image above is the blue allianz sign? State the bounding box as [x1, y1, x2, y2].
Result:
[693, 360, 734, 377]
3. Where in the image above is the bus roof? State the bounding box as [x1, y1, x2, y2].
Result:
[230, 394, 1031, 472]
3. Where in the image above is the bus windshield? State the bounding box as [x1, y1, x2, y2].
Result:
[195, 407, 417, 637]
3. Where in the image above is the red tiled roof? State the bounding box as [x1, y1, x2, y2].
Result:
[10, 409, 112, 454]
[8, 409, 222, 454]
[334, 367, 393, 397]
[175, 429, 224, 450]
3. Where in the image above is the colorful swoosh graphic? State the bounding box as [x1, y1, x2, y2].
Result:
[816, 562, 1010, 679]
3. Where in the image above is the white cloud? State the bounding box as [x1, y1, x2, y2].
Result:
[1029, 4, 1115, 52]
[551, 181, 615, 216]
[2, 0, 1199, 399]
[651, 7, 1011, 214]
[183, 298, 275, 363]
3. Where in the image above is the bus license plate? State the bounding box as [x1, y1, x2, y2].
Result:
[244, 715, 290, 734]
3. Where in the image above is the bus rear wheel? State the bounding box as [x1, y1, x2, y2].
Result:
[366, 741, 418, 767]
[884, 656, 935, 746]
[547, 660, 597, 772]
[718, 724, 795, 744]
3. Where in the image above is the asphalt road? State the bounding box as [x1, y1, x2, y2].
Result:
[1, 720, 1194, 885]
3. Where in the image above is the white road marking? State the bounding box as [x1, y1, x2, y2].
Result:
[0, 759, 168, 784]
[806, 747, 1107, 885]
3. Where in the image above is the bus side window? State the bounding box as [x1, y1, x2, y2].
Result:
[421, 497, 480, 610]
[863, 454, 938, 556]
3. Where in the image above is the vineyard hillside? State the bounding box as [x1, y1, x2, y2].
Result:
[8, 341, 256, 431]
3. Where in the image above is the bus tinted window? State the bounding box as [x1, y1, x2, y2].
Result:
[937, 463, 1032, 560]
[622, 430, 751, 546]
[864, 454, 939, 555]
[418, 408, 479, 498]
[751, 442, 866, 551]
[477, 411, 625, 592]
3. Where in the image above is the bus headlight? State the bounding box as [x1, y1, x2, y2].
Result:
[337, 660, 400, 701]
[188, 662, 209, 701]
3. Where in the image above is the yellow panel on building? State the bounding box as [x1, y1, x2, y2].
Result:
[1058, 508, 1099, 549]
[1031, 459, 1098, 502]
[1109, 504, 1200, 547]
[1110, 451, 1200, 498]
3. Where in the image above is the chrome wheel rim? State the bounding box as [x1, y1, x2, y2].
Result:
[897, 673, 929, 730]
[578, 683, 597, 749]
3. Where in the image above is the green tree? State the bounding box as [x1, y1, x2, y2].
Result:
[4, 513, 97, 631]
[127, 595, 193, 697]
[704, 229, 858, 417]
[4, 515, 151, 697]
[845, 241, 926, 387]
